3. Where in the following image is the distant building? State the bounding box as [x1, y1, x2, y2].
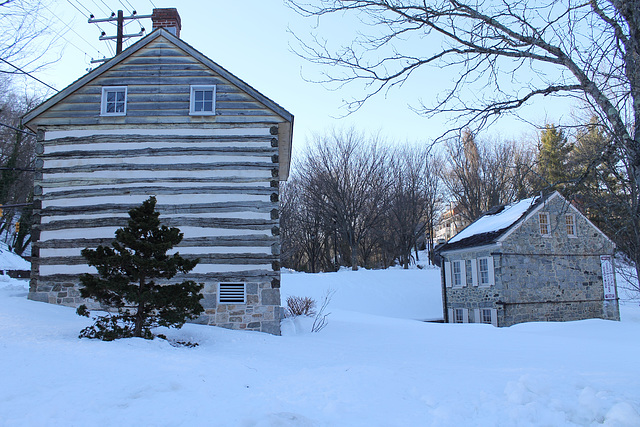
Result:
[436, 191, 620, 326]
[434, 204, 471, 244]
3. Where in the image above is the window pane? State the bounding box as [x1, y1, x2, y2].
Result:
[479, 258, 489, 284]
[539, 213, 549, 235]
[195, 91, 204, 102]
[203, 101, 213, 111]
[465, 260, 473, 286]
[204, 90, 213, 101]
[566, 215, 575, 235]
[103, 89, 126, 115]
[453, 261, 461, 286]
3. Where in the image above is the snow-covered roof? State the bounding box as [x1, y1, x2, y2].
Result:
[448, 197, 538, 244]
[435, 194, 553, 254]
[0, 245, 30, 271]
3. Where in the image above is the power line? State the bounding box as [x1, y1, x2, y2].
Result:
[68, 0, 92, 16]
[66, 0, 90, 17]
[0, 168, 37, 173]
[0, 203, 35, 208]
[123, 0, 137, 11]
[89, 0, 110, 16]
[148, 0, 157, 8]
[0, 123, 36, 137]
[42, 4, 106, 58]
[117, 0, 133, 13]
[0, 58, 58, 92]
[98, 0, 115, 14]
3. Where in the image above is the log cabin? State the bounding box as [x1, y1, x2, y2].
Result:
[22, 9, 293, 335]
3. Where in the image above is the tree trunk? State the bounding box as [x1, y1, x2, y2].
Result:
[133, 277, 146, 337]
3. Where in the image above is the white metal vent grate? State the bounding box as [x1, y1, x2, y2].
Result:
[219, 283, 245, 304]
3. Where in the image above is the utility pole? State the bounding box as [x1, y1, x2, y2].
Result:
[89, 10, 152, 61]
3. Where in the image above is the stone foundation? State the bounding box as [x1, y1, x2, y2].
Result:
[29, 277, 283, 335]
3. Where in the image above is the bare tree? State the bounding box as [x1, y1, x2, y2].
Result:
[302, 128, 390, 270]
[0, 81, 38, 254]
[388, 144, 441, 268]
[441, 130, 534, 222]
[288, 0, 640, 283]
[0, 0, 57, 75]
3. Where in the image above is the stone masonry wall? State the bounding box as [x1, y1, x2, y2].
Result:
[198, 280, 282, 335]
[444, 247, 502, 323]
[30, 277, 283, 335]
[444, 195, 620, 326]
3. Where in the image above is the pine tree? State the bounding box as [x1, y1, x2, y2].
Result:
[538, 124, 573, 188]
[77, 196, 204, 340]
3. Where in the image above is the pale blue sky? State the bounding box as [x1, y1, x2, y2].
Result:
[30, 0, 576, 154]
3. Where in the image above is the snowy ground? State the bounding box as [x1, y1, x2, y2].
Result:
[1, 267, 639, 426]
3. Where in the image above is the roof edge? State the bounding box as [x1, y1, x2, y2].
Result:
[22, 28, 294, 129]
[22, 30, 168, 130]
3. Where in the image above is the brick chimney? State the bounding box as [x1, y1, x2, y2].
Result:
[151, 8, 181, 38]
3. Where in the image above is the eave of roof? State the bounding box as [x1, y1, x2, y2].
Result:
[437, 229, 506, 253]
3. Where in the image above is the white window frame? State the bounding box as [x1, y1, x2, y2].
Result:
[452, 260, 466, 288]
[444, 261, 452, 288]
[477, 256, 494, 287]
[218, 282, 246, 304]
[465, 260, 474, 287]
[190, 85, 216, 115]
[481, 308, 492, 324]
[566, 214, 577, 237]
[101, 86, 127, 116]
[450, 307, 468, 323]
[539, 212, 551, 236]
[475, 308, 498, 326]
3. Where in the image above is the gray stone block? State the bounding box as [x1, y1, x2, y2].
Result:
[261, 289, 280, 306]
[246, 282, 258, 295]
[28, 292, 49, 303]
[260, 320, 281, 335]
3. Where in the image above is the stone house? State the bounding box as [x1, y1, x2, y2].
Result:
[437, 191, 619, 326]
[21, 9, 293, 335]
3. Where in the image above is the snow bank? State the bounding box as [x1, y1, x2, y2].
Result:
[1, 272, 639, 426]
[281, 266, 443, 321]
[0, 243, 30, 271]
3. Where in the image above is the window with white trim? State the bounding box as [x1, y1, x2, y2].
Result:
[101, 86, 127, 116]
[539, 212, 550, 236]
[475, 308, 498, 325]
[478, 257, 493, 286]
[454, 308, 465, 323]
[218, 283, 245, 304]
[452, 260, 464, 287]
[190, 85, 216, 115]
[566, 214, 576, 237]
[465, 260, 473, 287]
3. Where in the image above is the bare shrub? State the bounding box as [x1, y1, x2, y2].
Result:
[311, 289, 335, 333]
[286, 295, 316, 317]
